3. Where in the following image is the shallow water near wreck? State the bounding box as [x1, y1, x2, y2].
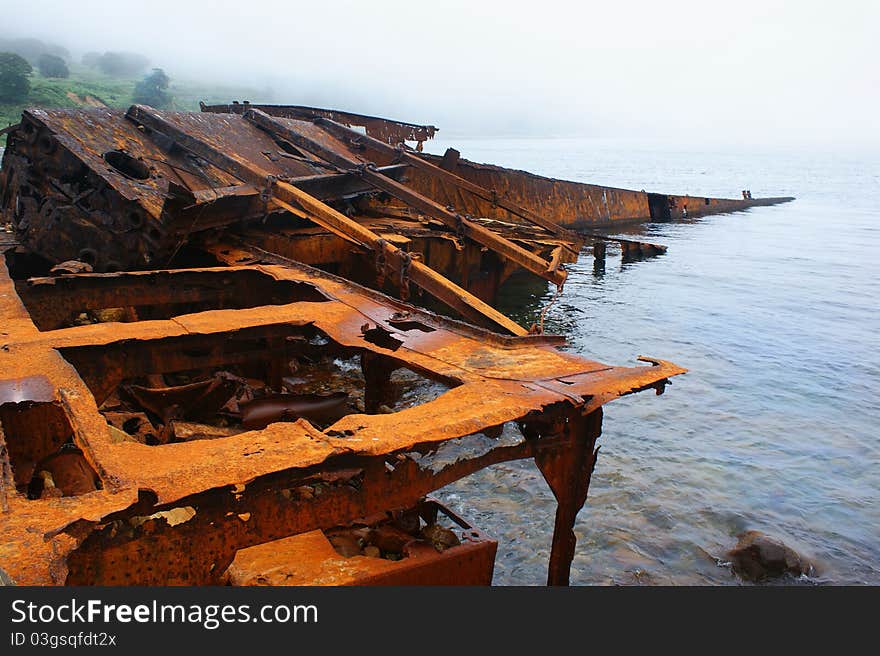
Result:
[426, 137, 880, 585]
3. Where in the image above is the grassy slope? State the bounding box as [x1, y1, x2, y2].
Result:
[1, 64, 261, 145]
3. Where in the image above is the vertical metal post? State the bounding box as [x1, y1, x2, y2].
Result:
[361, 351, 398, 413]
[534, 406, 602, 586]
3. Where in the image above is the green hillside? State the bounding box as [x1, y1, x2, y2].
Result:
[1, 63, 262, 146]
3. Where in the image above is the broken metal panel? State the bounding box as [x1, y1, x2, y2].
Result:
[1, 107, 403, 266]
[408, 153, 650, 227]
[663, 193, 794, 220]
[201, 101, 439, 147]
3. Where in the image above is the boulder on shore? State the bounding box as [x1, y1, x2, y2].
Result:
[727, 530, 815, 582]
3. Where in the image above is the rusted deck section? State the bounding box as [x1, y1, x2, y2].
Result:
[2, 106, 604, 335]
[0, 105, 695, 338]
[201, 101, 438, 150]
[0, 240, 684, 585]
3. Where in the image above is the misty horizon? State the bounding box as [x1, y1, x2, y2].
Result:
[2, 0, 878, 149]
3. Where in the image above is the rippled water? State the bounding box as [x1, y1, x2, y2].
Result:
[428, 137, 880, 585]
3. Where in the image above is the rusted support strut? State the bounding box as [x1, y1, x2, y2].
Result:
[533, 407, 602, 586]
[184, 164, 410, 206]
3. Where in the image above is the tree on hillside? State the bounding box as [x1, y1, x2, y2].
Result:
[38, 53, 69, 78]
[0, 52, 32, 102]
[133, 68, 171, 108]
[97, 51, 149, 77]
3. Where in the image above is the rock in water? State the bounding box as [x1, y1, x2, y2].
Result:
[727, 530, 814, 581]
[421, 524, 461, 552]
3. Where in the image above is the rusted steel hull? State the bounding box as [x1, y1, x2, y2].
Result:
[205, 103, 793, 229]
[411, 152, 794, 228]
[0, 103, 695, 586]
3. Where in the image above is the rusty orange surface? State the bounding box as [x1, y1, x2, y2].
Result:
[0, 103, 699, 587]
[0, 243, 683, 585]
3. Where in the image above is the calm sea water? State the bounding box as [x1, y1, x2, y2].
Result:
[425, 137, 880, 585]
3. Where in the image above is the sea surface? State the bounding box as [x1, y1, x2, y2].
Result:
[423, 137, 880, 585]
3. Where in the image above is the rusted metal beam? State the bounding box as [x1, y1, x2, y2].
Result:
[186, 164, 409, 205]
[548, 245, 565, 274]
[243, 108, 567, 288]
[124, 105, 526, 335]
[274, 181, 527, 335]
[289, 164, 408, 200]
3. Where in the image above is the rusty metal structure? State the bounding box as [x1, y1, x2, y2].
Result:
[0, 102, 713, 586]
[205, 103, 794, 225]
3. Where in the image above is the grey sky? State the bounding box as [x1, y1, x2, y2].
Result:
[4, 0, 877, 147]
